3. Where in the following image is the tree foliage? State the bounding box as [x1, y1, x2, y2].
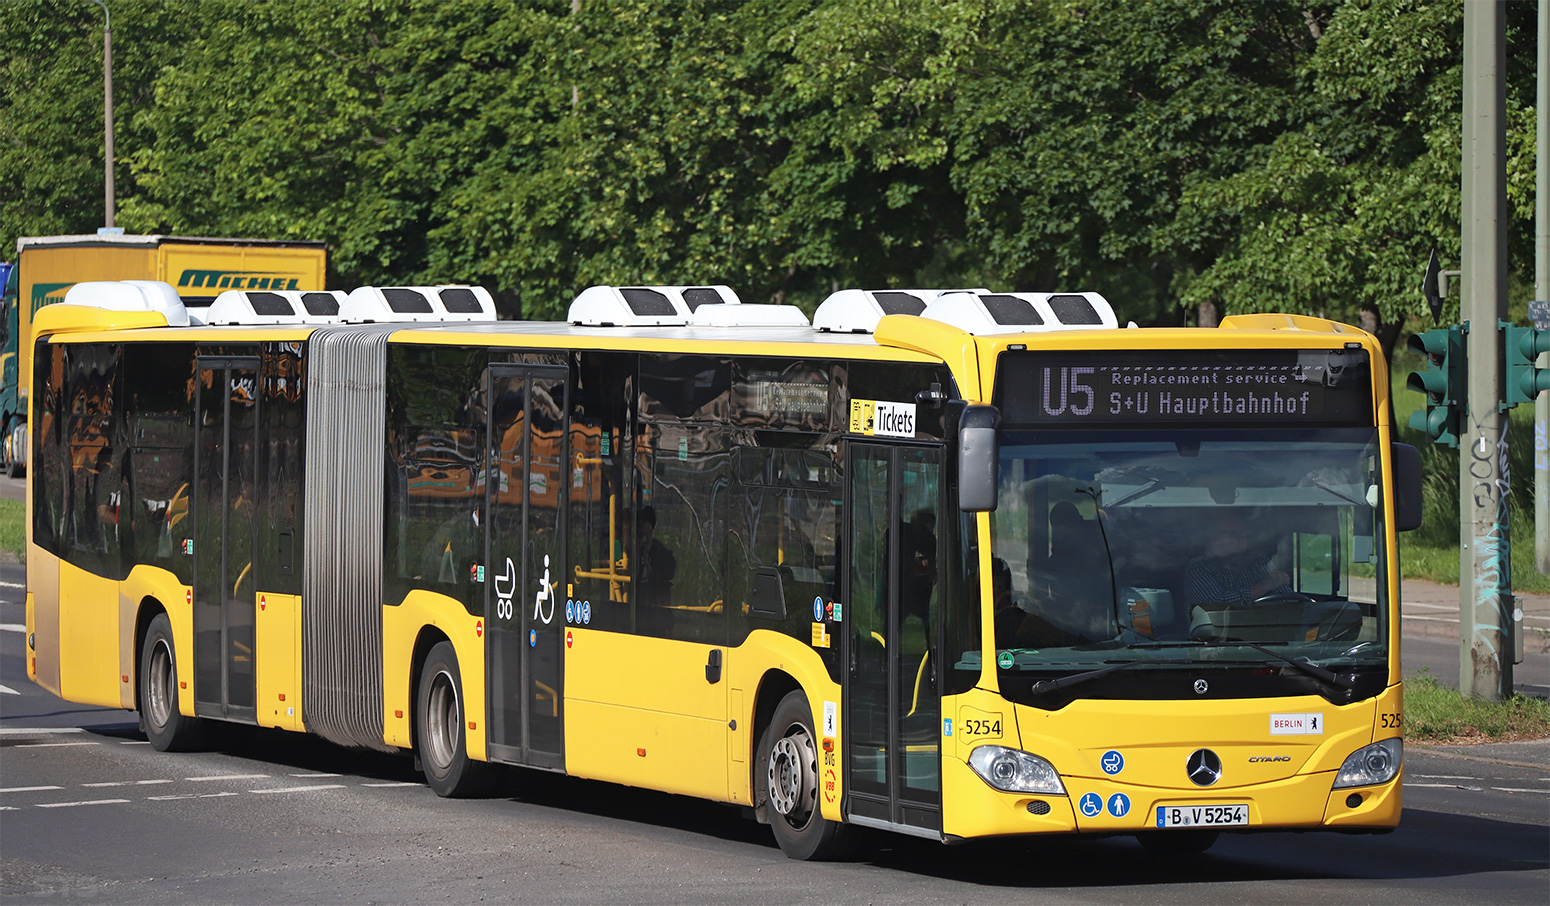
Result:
[0, 0, 1537, 335]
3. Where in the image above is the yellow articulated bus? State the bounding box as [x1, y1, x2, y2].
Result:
[24, 281, 1422, 859]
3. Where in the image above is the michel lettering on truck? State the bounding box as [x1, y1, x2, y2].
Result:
[178, 269, 303, 291]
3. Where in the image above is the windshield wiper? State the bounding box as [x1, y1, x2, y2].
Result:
[1030, 658, 1149, 695]
[1129, 639, 1352, 692]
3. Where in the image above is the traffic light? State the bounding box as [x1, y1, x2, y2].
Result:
[1501, 321, 1550, 408]
[1406, 325, 1465, 447]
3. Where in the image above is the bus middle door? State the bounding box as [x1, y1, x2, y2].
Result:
[485, 363, 568, 770]
[844, 442, 943, 837]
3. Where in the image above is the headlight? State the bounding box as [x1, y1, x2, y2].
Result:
[968, 745, 1066, 795]
[1333, 738, 1402, 789]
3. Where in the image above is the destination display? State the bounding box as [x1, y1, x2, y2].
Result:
[996, 349, 1373, 428]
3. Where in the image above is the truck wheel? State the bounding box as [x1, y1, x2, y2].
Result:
[139, 613, 207, 751]
[757, 691, 850, 860]
[416, 641, 495, 798]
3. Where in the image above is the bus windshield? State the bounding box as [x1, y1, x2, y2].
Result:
[988, 427, 1388, 694]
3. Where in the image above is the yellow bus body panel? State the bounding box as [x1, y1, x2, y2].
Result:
[255, 592, 302, 731]
[25, 547, 60, 694]
[564, 629, 730, 801]
[382, 591, 487, 756]
[55, 559, 122, 708]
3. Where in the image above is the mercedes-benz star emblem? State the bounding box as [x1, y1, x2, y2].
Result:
[1194, 678, 1209, 695]
[1187, 748, 1223, 787]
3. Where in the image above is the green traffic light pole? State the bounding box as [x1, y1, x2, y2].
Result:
[1536, 0, 1547, 576]
[1459, 0, 1511, 701]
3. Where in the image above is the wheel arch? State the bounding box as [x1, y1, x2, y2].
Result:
[408, 625, 452, 759]
[749, 669, 802, 824]
[131, 595, 169, 714]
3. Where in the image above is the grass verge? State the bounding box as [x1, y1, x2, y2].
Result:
[1405, 671, 1550, 743]
[0, 498, 22, 559]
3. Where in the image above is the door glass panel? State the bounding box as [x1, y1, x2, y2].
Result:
[525, 371, 566, 758]
[847, 451, 890, 795]
[898, 449, 939, 798]
[225, 368, 257, 711]
[488, 369, 526, 753]
[193, 369, 224, 708]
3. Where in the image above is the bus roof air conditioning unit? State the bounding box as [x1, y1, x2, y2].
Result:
[206, 289, 347, 325]
[688, 303, 809, 328]
[920, 291, 1117, 335]
[569, 285, 741, 327]
[340, 285, 498, 323]
[61, 280, 190, 327]
[812, 288, 990, 334]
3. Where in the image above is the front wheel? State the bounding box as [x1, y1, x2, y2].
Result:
[757, 691, 850, 861]
[416, 641, 495, 798]
[138, 613, 207, 751]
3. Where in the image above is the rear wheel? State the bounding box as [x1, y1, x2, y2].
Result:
[758, 691, 850, 861]
[138, 613, 206, 751]
[416, 641, 495, 798]
[1137, 829, 1220, 857]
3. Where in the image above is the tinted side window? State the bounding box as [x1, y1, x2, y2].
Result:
[124, 342, 196, 584]
[632, 424, 728, 645]
[384, 345, 488, 614]
[726, 440, 843, 682]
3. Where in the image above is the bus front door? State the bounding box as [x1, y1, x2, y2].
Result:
[845, 443, 942, 836]
[485, 364, 568, 770]
[192, 356, 260, 722]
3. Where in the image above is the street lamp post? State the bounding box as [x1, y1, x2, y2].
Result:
[86, 0, 114, 229]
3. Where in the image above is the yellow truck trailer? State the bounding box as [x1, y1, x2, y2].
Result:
[1, 234, 326, 474]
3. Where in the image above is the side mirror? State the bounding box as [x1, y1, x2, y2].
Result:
[958, 405, 1000, 512]
[1391, 442, 1423, 532]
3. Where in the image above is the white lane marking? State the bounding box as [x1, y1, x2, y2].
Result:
[1492, 787, 1550, 794]
[360, 781, 420, 788]
[37, 798, 130, 808]
[250, 785, 345, 795]
[82, 779, 173, 788]
[1406, 782, 1484, 790]
[1402, 615, 1460, 624]
[0, 623, 24, 633]
[0, 785, 63, 794]
[0, 684, 18, 695]
[1413, 774, 1479, 780]
[0, 727, 84, 736]
[121, 740, 151, 745]
[148, 791, 240, 802]
[288, 772, 342, 778]
[16, 741, 99, 748]
[0, 806, 17, 811]
[0, 581, 24, 589]
[1403, 603, 1457, 611]
[185, 774, 269, 782]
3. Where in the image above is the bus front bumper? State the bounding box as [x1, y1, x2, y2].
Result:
[940, 756, 1401, 840]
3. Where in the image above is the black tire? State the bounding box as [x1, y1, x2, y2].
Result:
[757, 691, 850, 861]
[1137, 829, 1220, 857]
[416, 641, 495, 798]
[138, 613, 207, 751]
